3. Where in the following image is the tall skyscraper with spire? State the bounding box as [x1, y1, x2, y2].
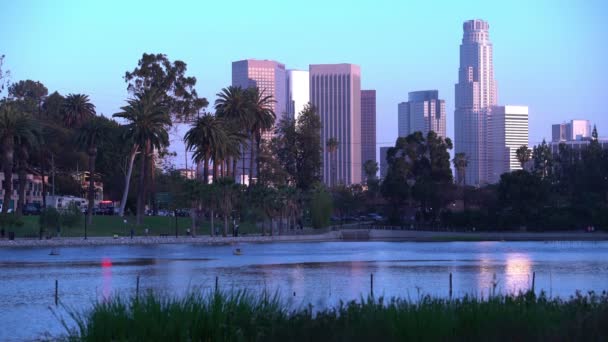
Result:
[454, 19, 497, 186]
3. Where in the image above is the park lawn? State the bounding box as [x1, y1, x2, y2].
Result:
[13, 215, 261, 238]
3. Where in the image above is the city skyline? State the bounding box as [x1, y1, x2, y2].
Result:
[1, 0, 607, 169]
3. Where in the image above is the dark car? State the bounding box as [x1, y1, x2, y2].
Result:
[22, 203, 42, 215]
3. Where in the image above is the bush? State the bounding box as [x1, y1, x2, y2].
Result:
[66, 290, 608, 341]
[309, 185, 332, 228]
[61, 202, 83, 228]
[39, 207, 61, 234]
[0, 213, 23, 230]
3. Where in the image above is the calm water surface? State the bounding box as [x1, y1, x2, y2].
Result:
[1, 241, 607, 341]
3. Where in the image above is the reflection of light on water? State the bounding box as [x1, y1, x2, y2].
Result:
[101, 257, 112, 300]
[505, 253, 532, 293]
[476, 254, 494, 296]
[348, 261, 366, 299]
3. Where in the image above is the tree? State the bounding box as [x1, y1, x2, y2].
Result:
[15, 116, 42, 217]
[0, 102, 38, 214]
[245, 87, 276, 184]
[295, 104, 322, 190]
[215, 86, 250, 182]
[114, 90, 171, 224]
[363, 160, 379, 184]
[515, 145, 532, 169]
[0, 54, 10, 95]
[75, 116, 111, 225]
[498, 170, 548, 228]
[452, 152, 468, 186]
[184, 114, 228, 184]
[326, 138, 339, 187]
[271, 116, 298, 184]
[533, 139, 552, 179]
[309, 184, 332, 228]
[8, 80, 48, 116]
[124, 53, 208, 121]
[62, 94, 96, 128]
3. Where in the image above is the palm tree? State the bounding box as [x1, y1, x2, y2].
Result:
[326, 138, 339, 187]
[452, 152, 469, 211]
[15, 119, 42, 217]
[75, 116, 110, 225]
[62, 94, 96, 128]
[245, 87, 276, 184]
[114, 90, 171, 224]
[184, 114, 228, 184]
[0, 102, 39, 214]
[215, 86, 250, 183]
[515, 145, 532, 169]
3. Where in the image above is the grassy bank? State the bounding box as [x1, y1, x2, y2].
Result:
[10, 216, 259, 238]
[65, 290, 608, 341]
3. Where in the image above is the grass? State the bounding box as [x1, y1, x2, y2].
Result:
[10, 215, 260, 238]
[63, 290, 608, 341]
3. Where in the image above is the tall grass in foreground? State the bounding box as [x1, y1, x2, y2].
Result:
[64, 290, 608, 341]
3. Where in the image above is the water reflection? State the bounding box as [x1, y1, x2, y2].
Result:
[101, 257, 112, 300]
[504, 253, 532, 293]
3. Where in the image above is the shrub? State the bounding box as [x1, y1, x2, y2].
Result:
[61, 202, 83, 228]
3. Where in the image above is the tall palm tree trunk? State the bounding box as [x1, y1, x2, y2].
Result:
[2, 137, 14, 214]
[210, 209, 215, 236]
[249, 134, 255, 184]
[136, 141, 149, 225]
[212, 160, 219, 182]
[119, 145, 138, 217]
[87, 147, 97, 225]
[226, 158, 232, 180]
[40, 152, 47, 208]
[256, 135, 262, 184]
[232, 158, 237, 180]
[223, 214, 228, 237]
[203, 155, 210, 184]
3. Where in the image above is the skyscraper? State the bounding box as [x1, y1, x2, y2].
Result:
[552, 119, 592, 142]
[397, 90, 446, 138]
[361, 90, 376, 176]
[454, 19, 498, 186]
[286, 69, 309, 120]
[310, 64, 361, 185]
[488, 105, 529, 183]
[232, 59, 287, 134]
[232, 59, 286, 184]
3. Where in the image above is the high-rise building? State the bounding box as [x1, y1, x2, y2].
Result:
[552, 119, 591, 142]
[454, 19, 498, 186]
[397, 90, 446, 138]
[488, 105, 529, 183]
[310, 64, 361, 185]
[286, 69, 309, 120]
[380, 146, 390, 179]
[361, 90, 376, 176]
[232, 59, 286, 184]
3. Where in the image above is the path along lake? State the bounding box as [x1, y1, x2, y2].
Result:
[1, 241, 607, 341]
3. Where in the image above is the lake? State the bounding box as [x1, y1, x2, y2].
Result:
[1, 241, 607, 341]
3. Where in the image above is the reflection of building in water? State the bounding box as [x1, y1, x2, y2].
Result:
[475, 254, 494, 297]
[348, 261, 366, 298]
[504, 253, 532, 293]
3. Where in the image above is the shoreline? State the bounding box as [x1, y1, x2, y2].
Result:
[1, 229, 607, 248]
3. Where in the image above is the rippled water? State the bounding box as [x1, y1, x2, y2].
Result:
[1, 241, 607, 341]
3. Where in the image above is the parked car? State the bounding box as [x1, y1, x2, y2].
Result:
[22, 203, 42, 216]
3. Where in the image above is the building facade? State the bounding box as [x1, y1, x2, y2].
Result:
[454, 19, 498, 186]
[488, 105, 529, 183]
[397, 90, 446, 138]
[552, 119, 591, 142]
[361, 90, 377, 176]
[286, 69, 309, 120]
[310, 63, 362, 185]
[0, 172, 46, 210]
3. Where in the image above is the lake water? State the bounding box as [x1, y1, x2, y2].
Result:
[1, 241, 607, 341]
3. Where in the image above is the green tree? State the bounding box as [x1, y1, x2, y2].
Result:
[0, 54, 10, 95]
[0, 101, 38, 214]
[8, 80, 48, 116]
[309, 184, 332, 229]
[533, 139, 552, 179]
[498, 170, 548, 228]
[452, 152, 468, 186]
[326, 138, 339, 187]
[14, 114, 42, 217]
[515, 145, 532, 169]
[245, 87, 276, 184]
[184, 114, 228, 184]
[124, 53, 208, 121]
[75, 116, 111, 225]
[295, 104, 323, 190]
[215, 86, 250, 182]
[62, 94, 96, 128]
[113, 90, 171, 219]
[363, 160, 379, 184]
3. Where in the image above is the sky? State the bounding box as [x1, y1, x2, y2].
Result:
[1, 0, 607, 168]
